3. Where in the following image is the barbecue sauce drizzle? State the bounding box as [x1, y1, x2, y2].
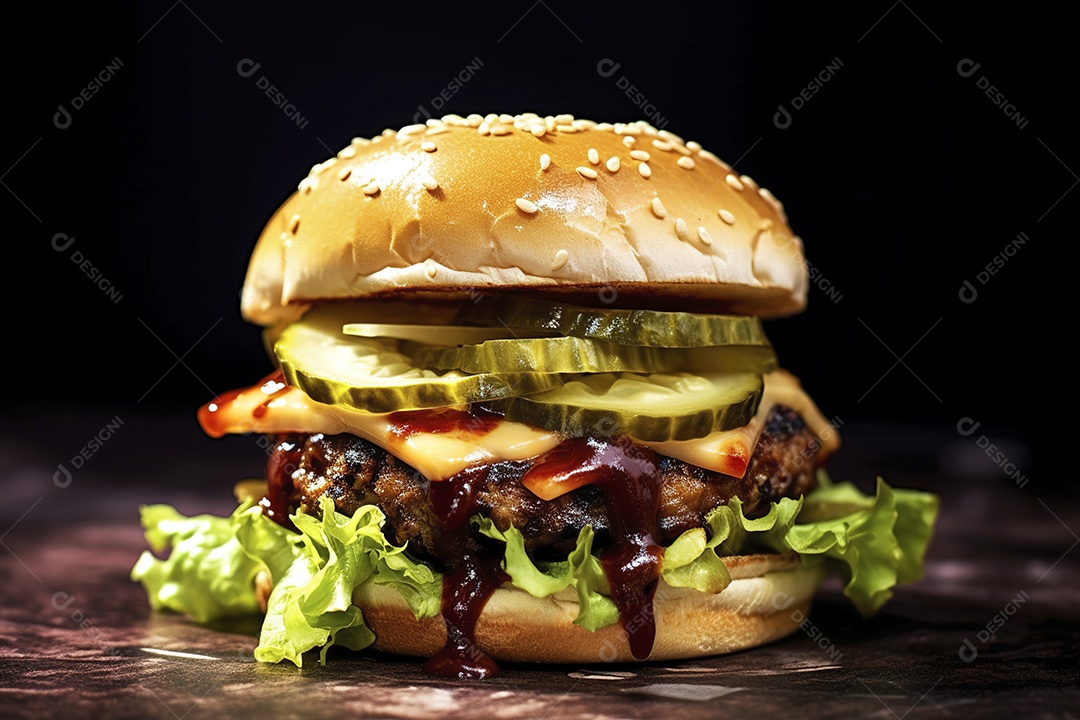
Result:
[424, 465, 507, 679]
[200, 375, 666, 674]
[522, 436, 664, 660]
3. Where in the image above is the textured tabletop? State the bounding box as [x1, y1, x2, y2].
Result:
[1, 414, 1076, 719]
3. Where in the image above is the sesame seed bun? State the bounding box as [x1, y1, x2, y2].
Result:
[240, 113, 809, 326]
[254, 553, 822, 663]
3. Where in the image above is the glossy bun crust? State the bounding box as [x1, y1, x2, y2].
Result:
[241, 114, 809, 326]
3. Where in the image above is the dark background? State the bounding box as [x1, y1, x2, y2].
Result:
[1, 2, 1073, 488]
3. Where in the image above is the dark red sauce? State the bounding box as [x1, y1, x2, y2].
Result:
[424, 465, 507, 679]
[523, 436, 663, 660]
[388, 406, 503, 440]
[263, 436, 302, 530]
[196, 369, 288, 438]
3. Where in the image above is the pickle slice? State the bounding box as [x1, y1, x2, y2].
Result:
[406, 336, 777, 375]
[456, 296, 771, 348]
[490, 372, 763, 441]
[275, 308, 562, 413]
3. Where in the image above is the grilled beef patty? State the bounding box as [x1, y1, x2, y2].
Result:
[267, 405, 819, 561]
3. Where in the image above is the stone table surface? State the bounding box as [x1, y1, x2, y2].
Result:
[1, 414, 1077, 719]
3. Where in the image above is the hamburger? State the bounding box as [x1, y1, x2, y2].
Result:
[131, 113, 938, 678]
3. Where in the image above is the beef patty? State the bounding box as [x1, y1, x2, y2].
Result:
[267, 405, 820, 561]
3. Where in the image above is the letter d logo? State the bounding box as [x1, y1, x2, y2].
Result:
[53, 104, 72, 130]
[54, 463, 73, 488]
[773, 104, 792, 130]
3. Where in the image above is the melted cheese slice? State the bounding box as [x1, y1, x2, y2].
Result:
[200, 370, 838, 482]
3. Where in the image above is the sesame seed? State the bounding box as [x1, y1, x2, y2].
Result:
[698, 226, 713, 246]
[530, 124, 546, 137]
[420, 173, 439, 191]
[499, 113, 515, 124]
[758, 186, 783, 210]
[675, 217, 690, 242]
[629, 150, 650, 161]
[638, 162, 652, 178]
[572, 119, 592, 130]
[363, 182, 381, 196]
[700, 150, 730, 170]
[491, 124, 511, 136]
[596, 122, 613, 131]
[338, 168, 352, 181]
[351, 137, 370, 146]
[551, 249, 569, 271]
[421, 141, 437, 152]
[652, 139, 674, 151]
[588, 148, 600, 165]
[555, 113, 574, 124]
[478, 122, 491, 136]
[425, 261, 438, 279]
[466, 114, 483, 127]
[557, 124, 579, 133]
[760, 219, 774, 231]
[338, 146, 357, 159]
[725, 175, 745, 191]
[298, 177, 316, 194]
[677, 156, 696, 170]
[740, 174, 758, 191]
[289, 215, 301, 234]
[718, 209, 736, 225]
[399, 123, 426, 136]
[484, 113, 499, 124]
[577, 166, 599, 179]
[516, 198, 538, 214]
[540, 154, 551, 171]
[606, 156, 620, 172]
[651, 197, 667, 218]
[673, 144, 692, 156]
[686, 141, 702, 152]
[658, 129, 685, 145]
[622, 136, 636, 147]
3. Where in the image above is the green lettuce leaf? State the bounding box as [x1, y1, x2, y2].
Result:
[130, 503, 262, 623]
[132, 497, 441, 667]
[132, 472, 937, 665]
[475, 518, 618, 630]
[660, 472, 939, 617]
[784, 475, 939, 615]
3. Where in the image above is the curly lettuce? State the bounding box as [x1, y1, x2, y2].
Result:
[132, 473, 937, 664]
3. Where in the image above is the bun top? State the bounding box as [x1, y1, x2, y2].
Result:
[241, 113, 808, 325]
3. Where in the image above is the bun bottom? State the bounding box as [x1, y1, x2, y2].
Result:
[354, 553, 823, 663]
